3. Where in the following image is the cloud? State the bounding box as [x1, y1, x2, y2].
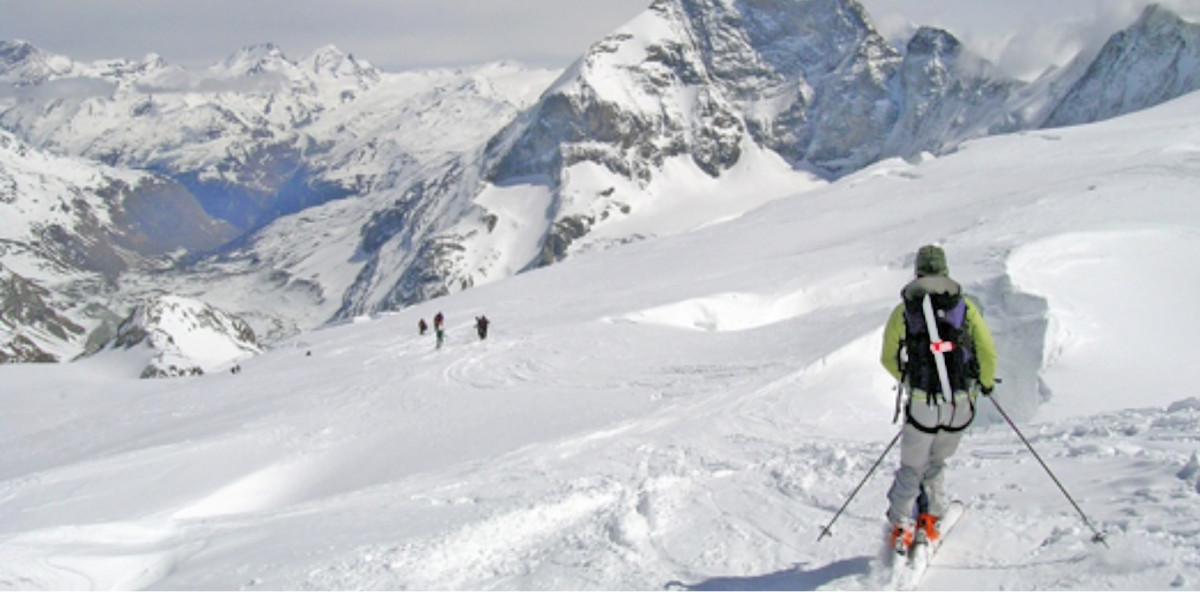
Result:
[860, 0, 1199, 81]
[0, 76, 116, 102]
[134, 72, 291, 96]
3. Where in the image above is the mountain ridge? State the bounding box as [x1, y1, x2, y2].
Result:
[355, 0, 1200, 319]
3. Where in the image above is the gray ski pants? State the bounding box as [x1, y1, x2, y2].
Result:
[886, 393, 973, 523]
[886, 424, 963, 523]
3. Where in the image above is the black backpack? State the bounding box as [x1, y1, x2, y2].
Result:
[900, 277, 976, 402]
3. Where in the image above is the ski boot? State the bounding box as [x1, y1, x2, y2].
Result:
[916, 513, 940, 544]
[889, 519, 915, 555]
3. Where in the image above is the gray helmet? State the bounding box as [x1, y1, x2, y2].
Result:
[915, 245, 948, 277]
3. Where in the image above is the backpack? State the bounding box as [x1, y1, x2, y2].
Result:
[900, 276, 976, 402]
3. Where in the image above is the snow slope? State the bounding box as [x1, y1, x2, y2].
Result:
[1, 90, 1199, 591]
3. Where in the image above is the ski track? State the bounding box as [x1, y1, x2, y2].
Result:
[0, 519, 207, 591]
[6, 294, 1200, 591]
[5, 287, 1200, 592]
[263, 341, 1200, 593]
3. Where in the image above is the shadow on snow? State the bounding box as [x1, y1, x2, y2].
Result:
[666, 556, 872, 591]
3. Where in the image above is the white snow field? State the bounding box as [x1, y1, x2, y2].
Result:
[2, 90, 1200, 591]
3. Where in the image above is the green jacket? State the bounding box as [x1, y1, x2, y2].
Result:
[880, 291, 997, 390]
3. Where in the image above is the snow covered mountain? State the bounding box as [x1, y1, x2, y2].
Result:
[101, 294, 261, 378]
[0, 41, 557, 353]
[1044, 4, 1200, 128]
[0, 39, 554, 233]
[130, 61, 561, 340]
[1, 0, 1199, 364]
[0, 40, 382, 230]
[341, 0, 1200, 319]
[0, 129, 236, 361]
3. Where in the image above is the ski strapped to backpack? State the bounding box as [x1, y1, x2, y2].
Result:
[921, 293, 955, 403]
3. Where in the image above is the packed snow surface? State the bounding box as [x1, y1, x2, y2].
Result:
[2, 91, 1200, 591]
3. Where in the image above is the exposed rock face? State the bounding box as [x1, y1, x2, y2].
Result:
[885, 27, 1024, 159]
[487, 0, 903, 183]
[0, 265, 84, 363]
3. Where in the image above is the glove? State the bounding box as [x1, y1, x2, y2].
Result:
[981, 385, 994, 396]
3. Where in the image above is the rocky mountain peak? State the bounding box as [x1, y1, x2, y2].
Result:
[302, 45, 382, 97]
[1137, 2, 1188, 30]
[906, 26, 963, 59]
[487, 0, 899, 186]
[220, 42, 291, 77]
[1042, 2, 1200, 128]
[0, 40, 38, 69]
[0, 39, 74, 85]
[306, 45, 368, 75]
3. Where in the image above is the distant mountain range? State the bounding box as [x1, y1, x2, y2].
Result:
[1, 0, 1198, 371]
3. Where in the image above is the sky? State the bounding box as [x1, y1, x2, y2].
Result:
[1, 0, 1197, 78]
[2, 82, 1200, 590]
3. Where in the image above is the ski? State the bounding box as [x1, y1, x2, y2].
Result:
[889, 500, 965, 590]
[920, 293, 955, 403]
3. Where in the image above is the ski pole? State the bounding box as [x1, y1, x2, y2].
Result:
[986, 392, 1109, 547]
[817, 428, 903, 542]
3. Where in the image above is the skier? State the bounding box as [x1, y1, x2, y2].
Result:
[433, 312, 444, 331]
[418, 318, 428, 335]
[880, 245, 997, 552]
[475, 315, 489, 340]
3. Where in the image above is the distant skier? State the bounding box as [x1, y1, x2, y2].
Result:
[475, 315, 490, 340]
[879, 245, 997, 553]
[418, 318, 428, 335]
[433, 312, 444, 331]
